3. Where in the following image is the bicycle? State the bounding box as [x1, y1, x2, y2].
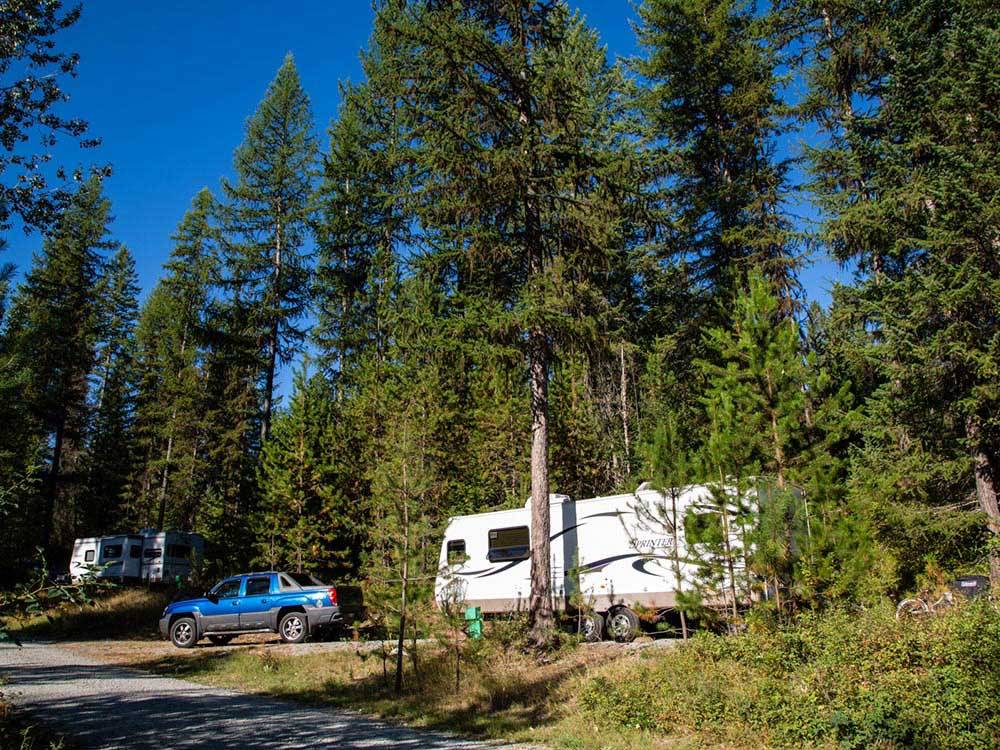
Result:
[895, 589, 955, 620]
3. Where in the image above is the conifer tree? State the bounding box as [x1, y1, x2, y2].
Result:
[696, 273, 861, 609]
[6, 176, 113, 550]
[82, 244, 139, 533]
[364, 275, 456, 693]
[631, 0, 799, 311]
[798, 0, 1000, 586]
[313, 63, 411, 396]
[255, 364, 360, 578]
[132, 189, 218, 530]
[221, 53, 318, 445]
[379, 0, 628, 644]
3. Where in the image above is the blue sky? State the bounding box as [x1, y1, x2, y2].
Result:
[6, 0, 850, 329]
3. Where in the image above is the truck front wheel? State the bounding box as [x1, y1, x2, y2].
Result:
[170, 617, 197, 649]
[279, 612, 308, 644]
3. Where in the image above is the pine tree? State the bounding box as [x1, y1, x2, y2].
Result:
[378, 0, 629, 644]
[255, 364, 361, 578]
[313, 62, 412, 396]
[696, 273, 858, 612]
[82, 244, 140, 534]
[364, 275, 457, 694]
[800, 0, 1000, 586]
[6, 176, 113, 550]
[221, 53, 318, 446]
[132, 189, 218, 530]
[631, 0, 799, 311]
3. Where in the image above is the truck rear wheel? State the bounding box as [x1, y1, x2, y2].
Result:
[279, 612, 308, 644]
[170, 617, 197, 649]
[607, 607, 640, 643]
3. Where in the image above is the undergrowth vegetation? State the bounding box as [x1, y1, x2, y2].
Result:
[581, 603, 1000, 750]
[4, 589, 170, 641]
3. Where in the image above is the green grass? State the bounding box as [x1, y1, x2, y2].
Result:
[4, 588, 170, 641]
[580, 602, 1000, 750]
[18, 589, 994, 749]
[123, 604, 1000, 750]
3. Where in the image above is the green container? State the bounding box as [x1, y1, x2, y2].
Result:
[464, 605, 483, 639]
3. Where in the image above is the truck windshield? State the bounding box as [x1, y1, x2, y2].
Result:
[287, 572, 326, 587]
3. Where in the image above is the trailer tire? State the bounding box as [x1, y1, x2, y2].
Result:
[606, 607, 640, 643]
[170, 617, 197, 649]
[579, 611, 604, 643]
[279, 611, 308, 644]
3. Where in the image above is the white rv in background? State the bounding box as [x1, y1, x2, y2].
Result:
[70, 529, 204, 583]
[435, 482, 754, 641]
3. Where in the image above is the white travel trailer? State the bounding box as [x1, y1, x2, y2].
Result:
[70, 529, 204, 583]
[435, 482, 757, 641]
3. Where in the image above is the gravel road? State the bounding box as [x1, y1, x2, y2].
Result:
[0, 642, 532, 749]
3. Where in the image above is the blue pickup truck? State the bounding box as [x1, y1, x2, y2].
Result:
[159, 571, 358, 648]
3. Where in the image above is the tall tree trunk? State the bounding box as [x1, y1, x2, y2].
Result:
[42, 411, 66, 550]
[156, 409, 176, 531]
[967, 416, 1000, 586]
[670, 489, 688, 639]
[395, 469, 410, 695]
[527, 325, 553, 643]
[261, 218, 283, 446]
[619, 343, 631, 477]
[516, 15, 553, 646]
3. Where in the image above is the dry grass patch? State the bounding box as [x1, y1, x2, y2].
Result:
[120, 635, 692, 748]
[5, 588, 171, 641]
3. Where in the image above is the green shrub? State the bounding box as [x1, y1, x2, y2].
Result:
[580, 602, 1000, 749]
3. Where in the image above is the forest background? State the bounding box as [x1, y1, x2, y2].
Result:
[2, 0, 998, 625]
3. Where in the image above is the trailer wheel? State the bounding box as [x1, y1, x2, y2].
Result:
[279, 611, 308, 644]
[170, 617, 197, 649]
[606, 607, 640, 643]
[579, 611, 604, 643]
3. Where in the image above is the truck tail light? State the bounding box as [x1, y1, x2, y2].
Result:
[327, 587, 338, 606]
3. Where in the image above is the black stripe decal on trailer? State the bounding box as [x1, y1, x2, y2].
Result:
[631, 556, 674, 576]
[474, 558, 528, 578]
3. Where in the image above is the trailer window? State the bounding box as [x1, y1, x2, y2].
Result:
[488, 526, 529, 562]
[84, 549, 95, 562]
[102, 545, 122, 559]
[130, 545, 141, 559]
[143, 547, 162, 560]
[684, 510, 724, 546]
[167, 544, 190, 559]
[447, 539, 467, 565]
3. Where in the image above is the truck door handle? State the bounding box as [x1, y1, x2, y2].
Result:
[260, 599, 268, 604]
[232, 600, 239, 606]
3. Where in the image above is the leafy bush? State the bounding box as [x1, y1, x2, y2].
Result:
[580, 603, 1000, 749]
